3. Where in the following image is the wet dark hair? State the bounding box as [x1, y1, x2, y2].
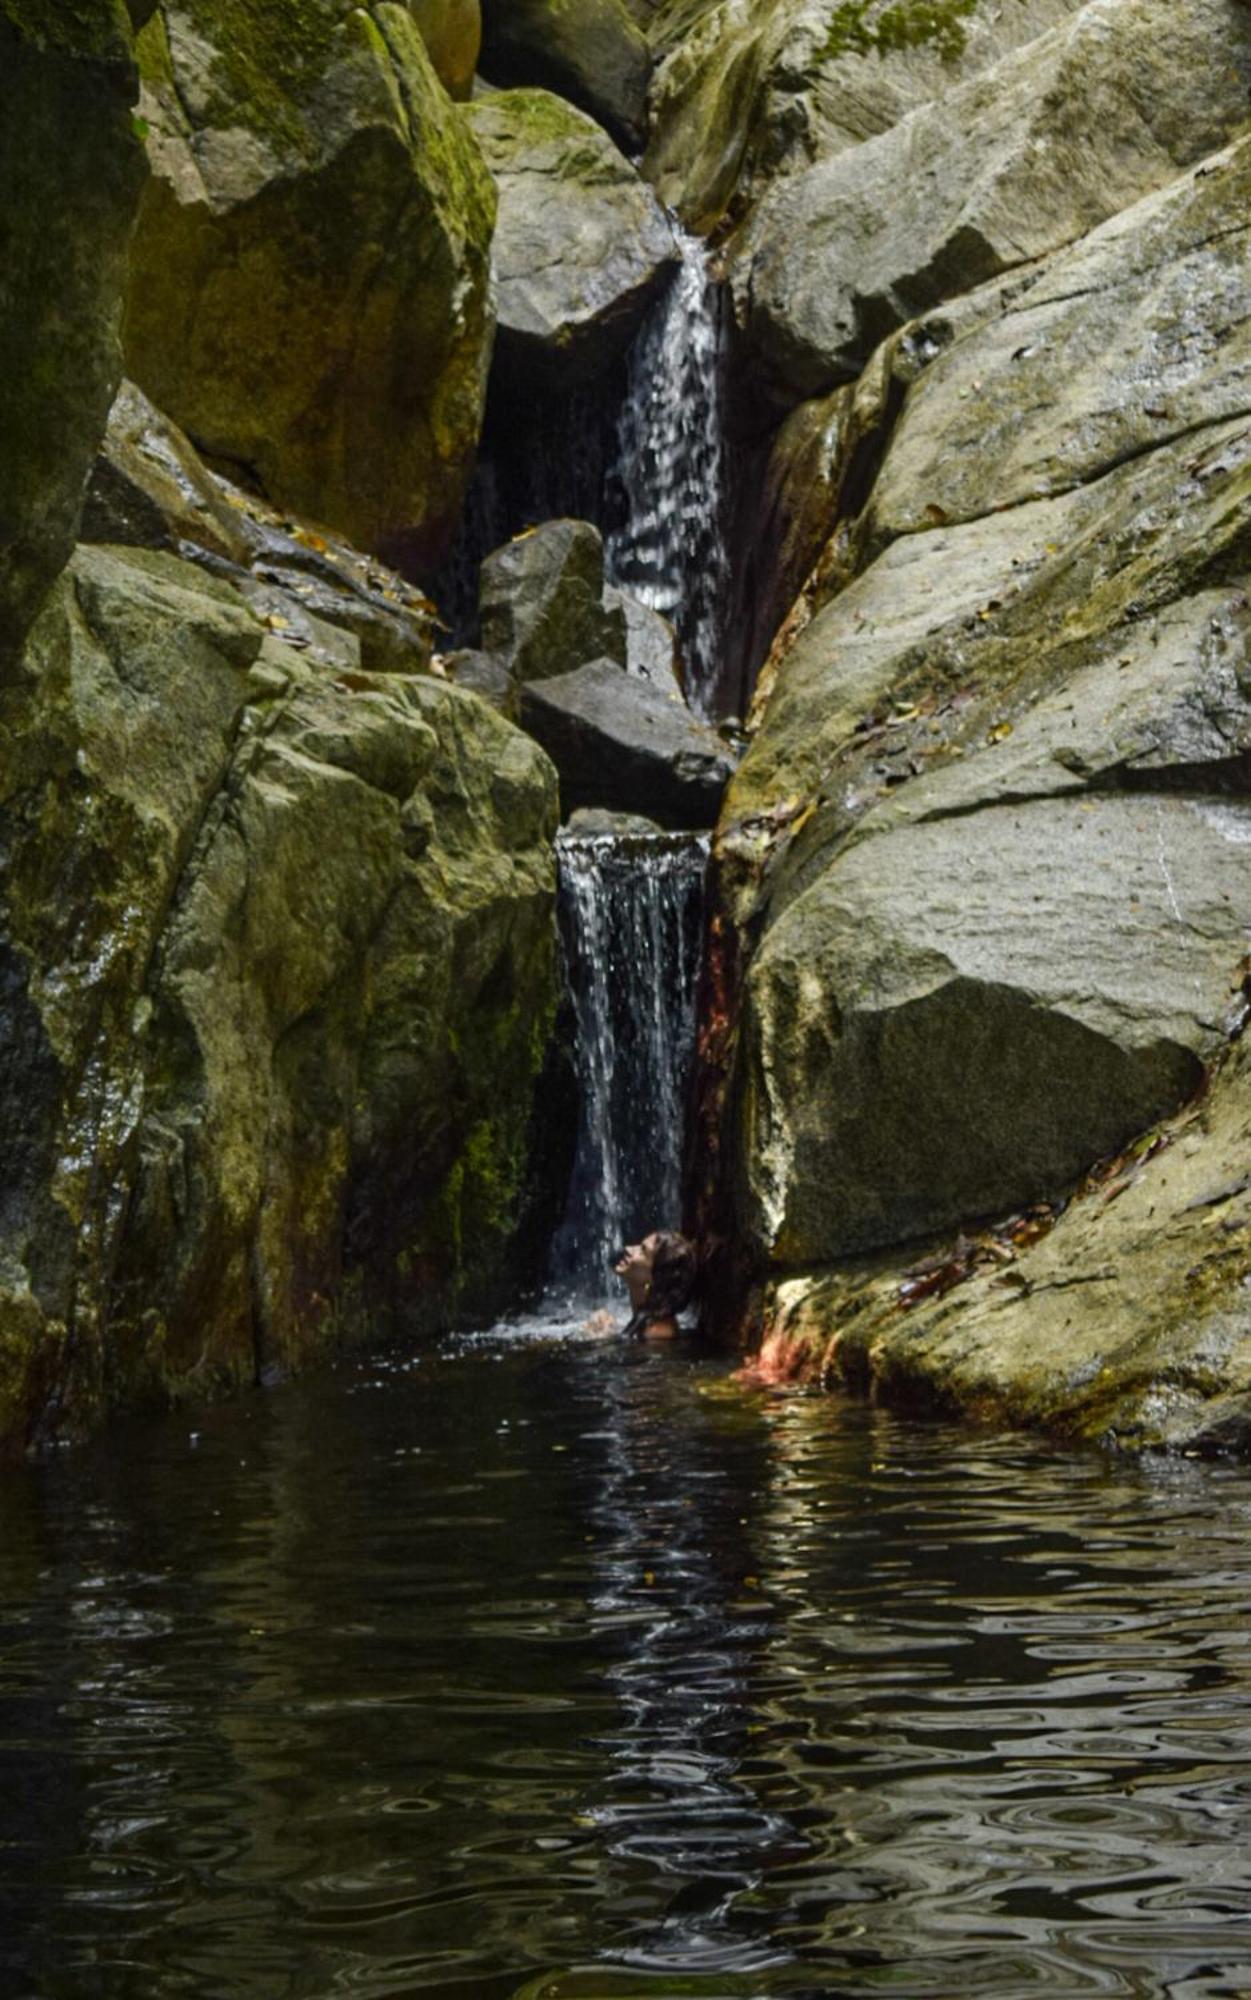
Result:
[643, 1231, 698, 1321]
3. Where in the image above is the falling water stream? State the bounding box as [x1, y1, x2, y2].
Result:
[606, 235, 730, 719]
[548, 828, 708, 1301]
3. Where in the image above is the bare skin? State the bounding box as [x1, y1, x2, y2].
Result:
[614, 1234, 678, 1340]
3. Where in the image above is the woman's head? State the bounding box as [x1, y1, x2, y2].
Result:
[615, 1230, 698, 1322]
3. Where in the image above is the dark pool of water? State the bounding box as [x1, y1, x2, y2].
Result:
[4, 1322, 1251, 2000]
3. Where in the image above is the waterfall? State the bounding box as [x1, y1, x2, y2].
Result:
[549, 828, 708, 1302]
[605, 235, 730, 721]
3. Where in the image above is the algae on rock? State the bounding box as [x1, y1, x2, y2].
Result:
[0, 545, 559, 1451]
[123, 0, 496, 570]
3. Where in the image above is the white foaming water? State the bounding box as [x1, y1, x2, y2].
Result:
[549, 829, 708, 1302]
[605, 235, 730, 720]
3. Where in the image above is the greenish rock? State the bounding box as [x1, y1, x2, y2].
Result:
[0, 544, 558, 1451]
[83, 380, 437, 673]
[0, 0, 144, 664]
[408, 0, 480, 97]
[480, 519, 626, 682]
[478, 0, 651, 152]
[465, 88, 675, 384]
[124, 1, 496, 570]
[739, 789, 1251, 1265]
[738, 0, 1251, 400]
[756, 1029, 1251, 1455]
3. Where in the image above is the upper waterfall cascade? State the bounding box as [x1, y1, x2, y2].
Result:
[605, 234, 730, 721]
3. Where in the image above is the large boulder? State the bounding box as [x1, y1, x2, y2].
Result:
[645, 0, 1083, 233]
[865, 135, 1251, 539]
[724, 406, 1251, 1264]
[0, 545, 558, 1451]
[522, 658, 735, 827]
[123, 1, 496, 571]
[0, 0, 144, 664]
[478, 0, 651, 153]
[740, 789, 1251, 1264]
[707, 106, 1251, 1446]
[465, 89, 676, 384]
[738, 0, 1251, 400]
[480, 519, 626, 681]
[755, 1030, 1251, 1455]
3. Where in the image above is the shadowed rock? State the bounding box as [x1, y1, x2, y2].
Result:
[83, 381, 437, 674]
[479, 0, 651, 152]
[0, 0, 144, 665]
[522, 658, 734, 827]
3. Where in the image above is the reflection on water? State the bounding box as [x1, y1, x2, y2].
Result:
[4, 1327, 1251, 1998]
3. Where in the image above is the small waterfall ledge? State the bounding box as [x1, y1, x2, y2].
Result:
[549, 827, 709, 1303]
[606, 234, 730, 720]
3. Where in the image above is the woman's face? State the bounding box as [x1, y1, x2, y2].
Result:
[615, 1233, 660, 1310]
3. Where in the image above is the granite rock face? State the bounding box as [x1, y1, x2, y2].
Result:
[0, 0, 144, 663]
[645, 0, 1083, 233]
[711, 88, 1251, 1447]
[0, 545, 559, 1452]
[466, 88, 676, 385]
[123, 0, 496, 569]
[735, 0, 1251, 401]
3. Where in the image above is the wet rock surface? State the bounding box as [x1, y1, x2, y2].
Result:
[0, 545, 559, 1449]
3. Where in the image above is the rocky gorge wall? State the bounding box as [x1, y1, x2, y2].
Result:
[8, 0, 1251, 1458]
[689, 0, 1251, 1452]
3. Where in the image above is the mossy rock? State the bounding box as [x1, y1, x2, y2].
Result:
[124, 1, 496, 570]
[466, 88, 675, 384]
[0, 544, 560, 1451]
[0, 0, 143, 665]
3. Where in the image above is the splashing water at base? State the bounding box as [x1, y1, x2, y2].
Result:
[549, 828, 708, 1302]
[606, 236, 730, 720]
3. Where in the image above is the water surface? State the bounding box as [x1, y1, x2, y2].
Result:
[4, 1325, 1251, 1999]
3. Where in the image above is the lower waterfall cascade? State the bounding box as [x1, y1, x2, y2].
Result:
[548, 826, 709, 1302]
